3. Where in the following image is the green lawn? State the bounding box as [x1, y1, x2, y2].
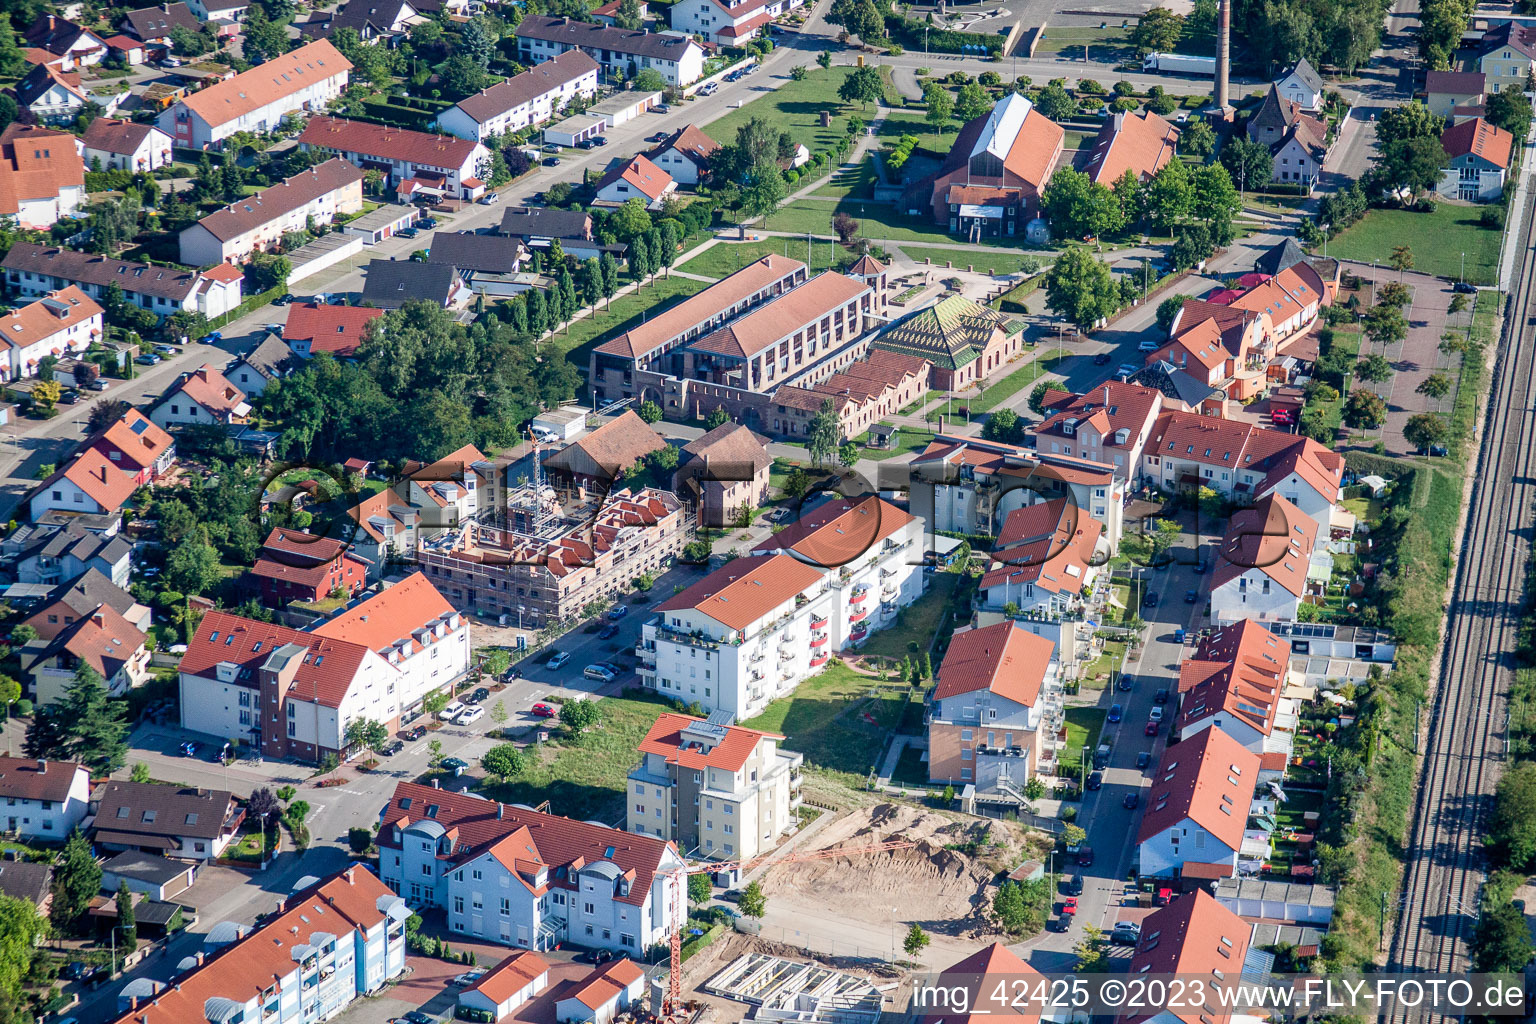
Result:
[544, 275, 712, 370]
[743, 663, 908, 784]
[705, 66, 871, 161]
[1079, 640, 1127, 689]
[875, 107, 961, 153]
[479, 694, 671, 821]
[1063, 707, 1107, 761]
[759, 198, 1039, 248]
[972, 359, 1045, 413]
[862, 427, 941, 460]
[1034, 26, 1135, 61]
[1327, 202, 1503, 285]
[857, 572, 962, 658]
[1305, 325, 1359, 438]
[677, 238, 846, 279]
[897, 246, 1046, 276]
[813, 154, 878, 199]
[890, 742, 935, 787]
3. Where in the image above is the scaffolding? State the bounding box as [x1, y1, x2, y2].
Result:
[704, 954, 885, 1024]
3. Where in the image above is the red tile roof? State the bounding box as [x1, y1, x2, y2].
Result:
[1135, 727, 1259, 853]
[282, 301, 384, 357]
[751, 496, 914, 568]
[595, 153, 673, 201]
[1177, 620, 1290, 737]
[924, 944, 1042, 1024]
[1146, 410, 1343, 496]
[173, 364, 248, 418]
[639, 712, 782, 772]
[46, 602, 145, 680]
[1122, 891, 1251, 1024]
[260, 526, 348, 565]
[310, 571, 458, 656]
[564, 958, 644, 1010]
[1210, 494, 1316, 598]
[468, 950, 551, 1006]
[979, 498, 1102, 596]
[1442, 115, 1513, 169]
[1085, 109, 1180, 184]
[0, 125, 84, 220]
[655, 553, 824, 632]
[0, 285, 101, 353]
[180, 39, 351, 130]
[91, 408, 172, 472]
[1035, 379, 1161, 447]
[45, 447, 138, 514]
[934, 621, 1055, 709]
[691, 272, 868, 359]
[180, 611, 371, 709]
[299, 115, 482, 169]
[0, 756, 85, 802]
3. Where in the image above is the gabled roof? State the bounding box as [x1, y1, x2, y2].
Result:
[936, 92, 1063, 193]
[191, 158, 363, 242]
[80, 117, 163, 156]
[499, 205, 591, 240]
[752, 495, 915, 567]
[1278, 57, 1323, 94]
[1035, 379, 1161, 448]
[23, 15, 100, 56]
[0, 755, 85, 802]
[678, 422, 772, 473]
[359, 259, 461, 307]
[655, 553, 824, 632]
[282, 302, 384, 357]
[595, 154, 673, 201]
[1177, 619, 1290, 736]
[0, 286, 101, 352]
[426, 230, 524, 274]
[563, 959, 644, 1010]
[1124, 891, 1252, 1024]
[646, 123, 720, 167]
[1426, 69, 1486, 95]
[94, 780, 239, 841]
[179, 611, 371, 708]
[171, 364, 249, 418]
[1135, 726, 1258, 852]
[0, 126, 84, 217]
[1146, 410, 1344, 494]
[468, 951, 551, 1006]
[1249, 84, 1304, 137]
[1442, 116, 1513, 169]
[978, 497, 1103, 596]
[934, 621, 1054, 708]
[639, 712, 782, 773]
[298, 116, 481, 170]
[690, 272, 868, 359]
[43, 568, 141, 625]
[1084, 109, 1179, 184]
[0, 860, 51, 905]
[1210, 493, 1315, 598]
[178, 39, 352, 130]
[40, 448, 138, 514]
[925, 944, 1042, 1024]
[873, 295, 1012, 371]
[92, 408, 173, 472]
[451, 50, 600, 124]
[120, 3, 202, 40]
[310, 571, 459, 657]
[15, 62, 87, 109]
[544, 410, 666, 480]
[1479, 21, 1536, 59]
[1230, 264, 1322, 324]
[31, 599, 145, 680]
[233, 333, 295, 382]
[514, 15, 702, 61]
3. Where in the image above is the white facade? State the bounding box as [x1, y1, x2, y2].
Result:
[1273, 66, 1322, 111]
[1440, 151, 1508, 201]
[435, 57, 599, 142]
[298, 135, 487, 199]
[158, 47, 349, 150]
[1271, 135, 1321, 187]
[23, 79, 85, 123]
[669, 0, 801, 46]
[5, 251, 244, 322]
[1209, 571, 1302, 626]
[12, 185, 86, 231]
[0, 761, 89, 840]
[649, 143, 707, 185]
[1, 304, 100, 381]
[517, 31, 706, 87]
[177, 173, 364, 266]
[84, 125, 173, 172]
[1138, 815, 1240, 879]
[1255, 469, 1337, 532]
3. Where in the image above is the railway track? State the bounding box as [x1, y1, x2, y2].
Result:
[1388, 181, 1536, 990]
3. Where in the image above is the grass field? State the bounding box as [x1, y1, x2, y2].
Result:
[1306, 324, 1359, 438]
[544, 275, 711, 370]
[1064, 707, 1107, 761]
[757, 198, 1040, 248]
[480, 694, 670, 821]
[1034, 26, 1135, 61]
[1327, 202, 1503, 284]
[742, 663, 908, 784]
[813, 155, 878, 199]
[970, 349, 1069, 413]
[706, 66, 871, 161]
[875, 107, 961, 153]
[677, 238, 846, 279]
[856, 572, 962, 658]
[896, 246, 1046, 275]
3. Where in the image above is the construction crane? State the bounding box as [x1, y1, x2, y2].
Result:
[658, 839, 920, 1021]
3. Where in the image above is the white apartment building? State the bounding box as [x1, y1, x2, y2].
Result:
[1136, 726, 1259, 879]
[0, 125, 87, 230]
[626, 712, 802, 861]
[437, 50, 600, 142]
[177, 573, 470, 763]
[0, 756, 90, 839]
[81, 117, 173, 172]
[179, 158, 365, 266]
[1209, 494, 1321, 626]
[102, 866, 410, 1024]
[640, 496, 925, 720]
[515, 15, 706, 86]
[158, 39, 352, 150]
[0, 286, 102, 381]
[378, 782, 688, 954]
[297, 117, 488, 201]
[669, 0, 803, 46]
[3, 241, 245, 321]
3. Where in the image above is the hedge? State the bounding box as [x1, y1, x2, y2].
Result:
[356, 100, 438, 131]
[209, 282, 286, 332]
[680, 921, 726, 962]
[885, 14, 1004, 54]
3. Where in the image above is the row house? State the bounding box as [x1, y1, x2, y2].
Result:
[4, 241, 245, 321]
[12, 522, 132, 588]
[419, 487, 684, 628]
[926, 621, 1057, 797]
[909, 434, 1127, 552]
[0, 125, 87, 230]
[0, 757, 90, 840]
[177, 572, 470, 763]
[1177, 619, 1297, 778]
[589, 254, 807, 405]
[101, 866, 409, 1024]
[977, 498, 1106, 624]
[158, 39, 352, 150]
[248, 526, 371, 606]
[515, 15, 707, 86]
[81, 118, 174, 172]
[437, 51, 601, 143]
[1209, 494, 1325, 625]
[1136, 726, 1261, 880]
[626, 712, 803, 860]
[179, 158, 366, 266]
[378, 781, 688, 953]
[639, 496, 925, 719]
[0, 286, 102, 381]
[670, 0, 805, 45]
[298, 116, 488, 202]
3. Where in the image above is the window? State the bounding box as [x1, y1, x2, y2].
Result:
[454, 896, 464, 914]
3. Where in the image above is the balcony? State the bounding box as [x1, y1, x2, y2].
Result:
[975, 744, 1028, 759]
[810, 653, 829, 668]
[881, 585, 897, 599]
[849, 608, 869, 624]
[751, 669, 765, 681]
[810, 615, 829, 630]
[850, 587, 870, 604]
[635, 645, 656, 664]
[779, 649, 794, 662]
[751, 651, 765, 663]
[779, 634, 796, 646]
[880, 567, 896, 579]
[656, 624, 731, 652]
[809, 632, 828, 648]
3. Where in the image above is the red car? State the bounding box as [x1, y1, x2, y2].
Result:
[1145, 720, 1159, 736]
[530, 703, 557, 719]
[1062, 896, 1078, 916]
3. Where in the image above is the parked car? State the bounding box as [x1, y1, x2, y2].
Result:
[1107, 704, 1123, 723]
[439, 700, 466, 721]
[653, 103, 671, 113]
[1117, 363, 1139, 377]
[470, 687, 490, 703]
[577, 948, 615, 965]
[1086, 771, 1103, 791]
[1062, 896, 1078, 916]
[399, 725, 427, 741]
[1144, 720, 1159, 736]
[179, 741, 199, 757]
[1142, 590, 1158, 607]
[1137, 338, 1160, 352]
[60, 389, 81, 405]
[1454, 281, 1477, 293]
[135, 354, 160, 366]
[86, 378, 109, 391]
[455, 706, 486, 725]
[543, 156, 561, 166]
[583, 664, 616, 683]
[701, 83, 718, 95]
[400, 1012, 436, 1024]
[608, 605, 629, 620]
[1184, 588, 1199, 603]
[592, 135, 608, 146]
[1049, 915, 1070, 932]
[1077, 846, 1095, 866]
[61, 962, 98, 982]
[1149, 706, 1164, 722]
[1118, 674, 1134, 691]
[722, 889, 742, 902]
[1110, 921, 1141, 945]
[1154, 688, 1169, 704]
[273, 293, 293, 305]
[161, 56, 183, 67]
[546, 651, 571, 669]
[530, 702, 557, 718]
[380, 740, 405, 757]
[478, 191, 501, 204]
[396, 227, 418, 238]
[542, 143, 561, 153]
[1135, 750, 1153, 769]
[598, 624, 619, 640]
[767, 506, 790, 522]
[1093, 352, 1111, 365]
[1064, 874, 1084, 896]
[452, 970, 486, 986]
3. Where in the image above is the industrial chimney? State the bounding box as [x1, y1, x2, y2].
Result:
[1214, 0, 1232, 116]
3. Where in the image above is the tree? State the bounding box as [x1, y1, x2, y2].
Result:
[0, 19, 25, 78]
[1376, 101, 1444, 144]
[739, 159, 788, 227]
[59, 664, 127, 774]
[738, 880, 767, 918]
[50, 831, 101, 933]
[807, 399, 840, 465]
[248, 787, 279, 837]
[461, 17, 496, 69]
[1171, 223, 1215, 271]
[1416, 373, 1452, 401]
[1131, 7, 1184, 53]
[1041, 167, 1124, 240]
[559, 698, 600, 731]
[954, 81, 990, 123]
[633, 67, 666, 92]
[1035, 79, 1077, 121]
[1376, 136, 1449, 199]
[1475, 900, 1535, 973]
[426, 738, 444, 774]
[1342, 389, 1387, 429]
[686, 872, 713, 905]
[344, 718, 388, 755]
[422, 691, 451, 718]
[614, 0, 644, 28]
[166, 540, 221, 597]
[638, 400, 663, 423]
[1044, 247, 1121, 329]
[1156, 294, 1189, 333]
[1389, 244, 1414, 280]
[131, 762, 151, 783]
[32, 379, 60, 413]
[441, 54, 489, 97]
[903, 922, 930, 957]
[923, 84, 954, 138]
[1363, 306, 1407, 349]
[73, 361, 99, 388]
[1075, 923, 1109, 972]
[705, 406, 731, 429]
[984, 407, 1023, 443]
[1026, 381, 1069, 416]
[116, 880, 137, 953]
[818, 50, 833, 68]
[1063, 823, 1088, 847]
[481, 743, 527, 783]
[1146, 157, 1192, 230]
[349, 826, 373, 853]
[1377, 281, 1411, 308]
[838, 64, 883, 110]
[1191, 164, 1240, 224]
[837, 441, 861, 468]
[1487, 84, 1534, 140]
[1449, 292, 1469, 316]
[1181, 118, 1216, 158]
[1492, 764, 1536, 870]
[1219, 137, 1273, 192]
[241, 5, 289, 63]
[1404, 413, 1450, 451]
